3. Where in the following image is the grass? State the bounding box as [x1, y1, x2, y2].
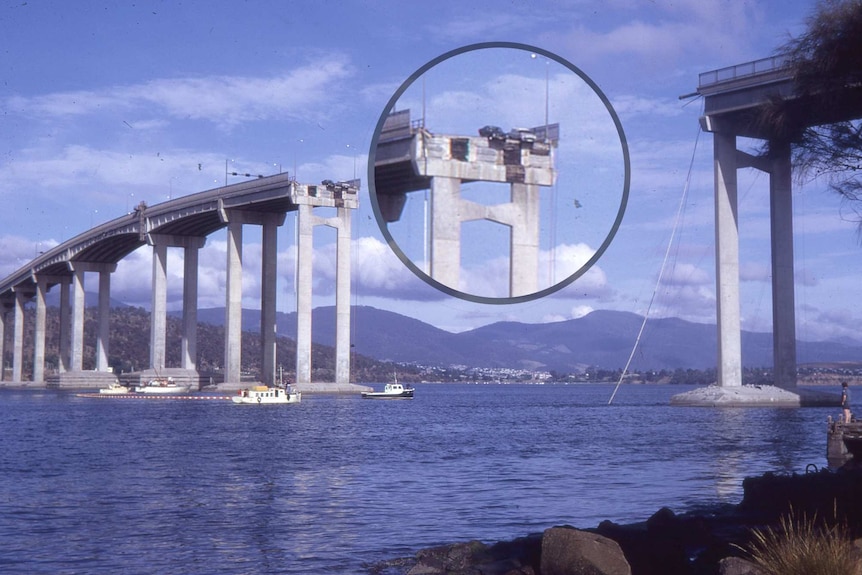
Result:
[741, 508, 861, 575]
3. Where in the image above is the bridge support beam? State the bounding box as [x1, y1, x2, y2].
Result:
[12, 290, 26, 382]
[296, 205, 314, 385]
[182, 243, 199, 371]
[151, 242, 168, 372]
[0, 302, 8, 380]
[59, 278, 70, 373]
[430, 176, 461, 289]
[33, 279, 48, 383]
[769, 144, 797, 389]
[224, 220, 243, 383]
[506, 182, 540, 296]
[260, 213, 279, 386]
[97, 270, 111, 372]
[335, 206, 352, 384]
[714, 132, 743, 387]
[70, 267, 86, 372]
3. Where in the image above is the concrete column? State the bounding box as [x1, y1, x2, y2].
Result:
[96, 270, 111, 371]
[296, 204, 314, 384]
[182, 244, 199, 371]
[769, 142, 797, 390]
[151, 242, 168, 371]
[224, 220, 243, 384]
[260, 214, 279, 385]
[714, 132, 742, 387]
[0, 306, 6, 381]
[12, 290, 25, 382]
[33, 279, 48, 383]
[59, 278, 70, 373]
[70, 267, 86, 371]
[430, 176, 461, 289]
[509, 182, 540, 296]
[335, 206, 352, 384]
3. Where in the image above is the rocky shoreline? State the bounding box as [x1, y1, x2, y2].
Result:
[368, 468, 862, 575]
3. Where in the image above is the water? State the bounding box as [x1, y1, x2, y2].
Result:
[0, 383, 836, 574]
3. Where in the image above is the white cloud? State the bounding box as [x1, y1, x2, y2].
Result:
[8, 56, 354, 127]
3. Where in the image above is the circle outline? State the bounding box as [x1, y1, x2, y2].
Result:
[367, 41, 630, 305]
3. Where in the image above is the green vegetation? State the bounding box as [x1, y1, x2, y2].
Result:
[5, 306, 858, 385]
[760, 1, 862, 220]
[5, 306, 414, 383]
[741, 509, 861, 575]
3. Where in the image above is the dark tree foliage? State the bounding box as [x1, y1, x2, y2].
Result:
[772, 0, 862, 222]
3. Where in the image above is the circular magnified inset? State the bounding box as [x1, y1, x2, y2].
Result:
[369, 42, 629, 304]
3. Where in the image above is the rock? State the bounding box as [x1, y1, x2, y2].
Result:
[369, 469, 862, 575]
[540, 527, 631, 575]
[402, 536, 541, 575]
[718, 556, 762, 575]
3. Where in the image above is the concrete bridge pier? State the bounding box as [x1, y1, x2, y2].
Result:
[182, 242, 200, 372]
[713, 131, 743, 388]
[260, 212, 281, 386]
[59, 278, 70, 373]
[429, 177, 542, 296]
[33, 278, 49, 383]
[67, 262, 116, 374]
[295, 203, 352, 385]
[218, 210, 286, 386]
[736, 142, 797, 389]
[0, 300, 8, 380]
[148, 234, 206, 383]
[674, 130, 801, 405]
[12, 289, 29, 382]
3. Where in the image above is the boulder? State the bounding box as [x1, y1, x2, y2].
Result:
[402, 536, 541, 575]
[717, 556, 763, 575]
[540, 527, 631, 575]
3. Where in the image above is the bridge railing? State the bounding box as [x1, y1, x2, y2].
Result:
[698, 54, 791, 88]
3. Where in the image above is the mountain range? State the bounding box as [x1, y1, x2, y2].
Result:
[186, 306, 862, 373]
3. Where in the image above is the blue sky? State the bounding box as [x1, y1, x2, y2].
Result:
[2, 0, 860, 345]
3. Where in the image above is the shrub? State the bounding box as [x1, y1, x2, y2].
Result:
[741, 508, 861, 575]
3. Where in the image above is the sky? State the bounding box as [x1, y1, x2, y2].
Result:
[2, 0, 861, 346]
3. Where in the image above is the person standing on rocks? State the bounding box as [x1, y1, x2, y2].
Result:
[841, 381, 852, 424]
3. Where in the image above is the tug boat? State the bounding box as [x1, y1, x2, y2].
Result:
[361, 382, 414, 400]
[232, 385, 302, 405]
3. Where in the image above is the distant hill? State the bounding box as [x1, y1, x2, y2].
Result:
[184, 306, 862, 372]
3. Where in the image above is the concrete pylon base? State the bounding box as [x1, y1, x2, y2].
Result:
[132, 368, 202, 391]
[45, 370, 120, 389]
[293, 382, 373, 394]
[671, 384, 840, 407]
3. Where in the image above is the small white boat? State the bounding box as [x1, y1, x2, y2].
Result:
[361, 382, 414, 400]
[98, 382, 132, 395]
[134, 377, 190, 395]
[232, 386, 302, 404]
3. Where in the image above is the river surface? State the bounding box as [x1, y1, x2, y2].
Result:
[0, 383, 837, 574]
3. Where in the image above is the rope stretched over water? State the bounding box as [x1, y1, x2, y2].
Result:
[608, 126, 702, 405]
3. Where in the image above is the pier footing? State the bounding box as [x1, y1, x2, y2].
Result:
[292, 382, 373, 394]
[670, 384, 840, 407]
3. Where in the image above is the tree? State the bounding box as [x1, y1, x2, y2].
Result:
[768, 1, 862, 221]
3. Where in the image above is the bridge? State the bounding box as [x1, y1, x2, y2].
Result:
[0, 173, 358, 390]
[678, 54, 862, 404]
[373, 109, 558, 298]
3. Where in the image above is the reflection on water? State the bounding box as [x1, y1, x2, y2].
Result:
[0, 384, 834, 574]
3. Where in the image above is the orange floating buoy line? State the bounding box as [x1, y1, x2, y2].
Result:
[75, 393, 234, 401]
